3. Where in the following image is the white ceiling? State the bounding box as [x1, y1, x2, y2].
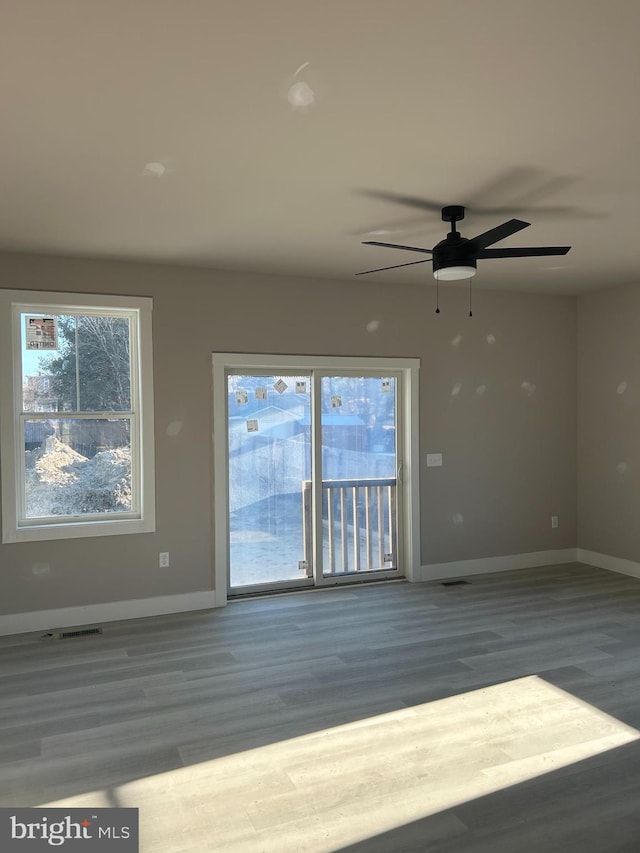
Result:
[2, 0, 640, 294]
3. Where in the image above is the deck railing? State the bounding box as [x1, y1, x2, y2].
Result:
[302, 478, 397, 575]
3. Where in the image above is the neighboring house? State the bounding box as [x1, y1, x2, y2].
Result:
[22, 374, 58, 413]
[300, 412, 367, 452]
[228, 405, 302, 455]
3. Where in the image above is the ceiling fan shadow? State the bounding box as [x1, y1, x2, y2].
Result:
[349, 167, 605, 238]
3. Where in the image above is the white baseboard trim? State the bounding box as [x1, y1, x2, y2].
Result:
[416, 548, 578, 583]
[0, 589, 218, 638]
[577, 549, 640, 580]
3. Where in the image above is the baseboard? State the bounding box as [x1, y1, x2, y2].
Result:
[577, 549, 640, 579]
[2, 547, 601, 637]
[416, 548, 578, 582]
[0, 589, 218, 637]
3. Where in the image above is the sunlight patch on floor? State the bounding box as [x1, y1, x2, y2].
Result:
[41, 676, 639, 852]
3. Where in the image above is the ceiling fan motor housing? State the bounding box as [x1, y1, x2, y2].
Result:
[432, 235, 478, 277]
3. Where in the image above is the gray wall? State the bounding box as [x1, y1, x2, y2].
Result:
[0, 252, 577, 616]
[577, 283, 640, 561]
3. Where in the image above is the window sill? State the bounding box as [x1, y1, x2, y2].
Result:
[4, 516, 156, 543]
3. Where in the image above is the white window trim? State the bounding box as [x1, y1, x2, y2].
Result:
[0, 289, 156, 543]
[211, 352, 421, 604]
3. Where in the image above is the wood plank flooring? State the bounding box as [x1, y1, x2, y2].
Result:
[2, 562, 640, 851]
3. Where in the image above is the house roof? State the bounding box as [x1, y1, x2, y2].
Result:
[300, 414, 365, 427]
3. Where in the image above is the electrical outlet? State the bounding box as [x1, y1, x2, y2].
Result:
[551, 516, 559, 529]
[159, 552, 170, 568]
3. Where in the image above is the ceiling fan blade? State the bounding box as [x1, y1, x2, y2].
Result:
[356, 259, 432, 276]
[363, 240, 433, 255]
[465, 205, 591, 218]
[358, 189, 444, 213]
[469, 219, 531, 249]
[477, 246, 571, 258]
[466, 168, 573, 208]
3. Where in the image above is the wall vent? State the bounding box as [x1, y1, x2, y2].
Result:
[441, 580, 470, 587]
[58, 627, 103, 639]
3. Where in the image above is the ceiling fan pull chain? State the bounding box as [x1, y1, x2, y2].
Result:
[435, 276, 440, 314]
[469, 277, 473, 317]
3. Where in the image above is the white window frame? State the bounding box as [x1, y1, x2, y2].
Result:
[0, 290, 156, 543]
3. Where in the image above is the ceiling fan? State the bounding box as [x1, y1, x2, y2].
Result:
[356, 205, 571, 280]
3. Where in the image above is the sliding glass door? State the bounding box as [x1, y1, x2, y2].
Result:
[218, 357, 412, 597]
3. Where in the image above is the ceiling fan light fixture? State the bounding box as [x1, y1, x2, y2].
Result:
[434, 265, 477, 281]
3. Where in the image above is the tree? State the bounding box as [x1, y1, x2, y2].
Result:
[42, 315, 131, 412]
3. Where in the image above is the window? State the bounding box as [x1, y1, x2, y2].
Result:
[0, 290, 155, 542]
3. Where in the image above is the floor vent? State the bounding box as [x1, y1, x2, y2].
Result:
[441, 580, 470, 587]
[58, 627, 103, 639]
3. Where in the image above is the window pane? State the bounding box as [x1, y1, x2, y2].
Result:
[227, 374, 312, 587]
[77, 315, 131, 411]
[22, 314, 77, 413]
[320, 376, 397, 575]
[24, 418, 132, 518]
[320, 376, 396, 479]
[21, 313, 132, 414]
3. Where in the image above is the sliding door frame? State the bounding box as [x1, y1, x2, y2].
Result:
[212, 353, 420, 605]
[311, 368, 404, 588]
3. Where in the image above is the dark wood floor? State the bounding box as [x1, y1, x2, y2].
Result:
[2, 562, 640, 852]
